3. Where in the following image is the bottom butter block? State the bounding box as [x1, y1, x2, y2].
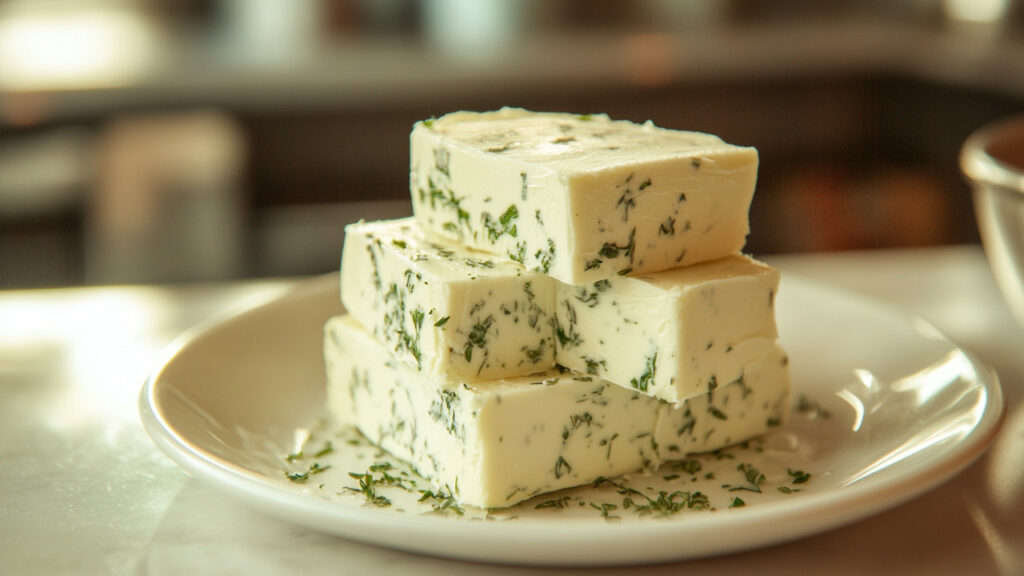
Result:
[325, 315, 790, 509]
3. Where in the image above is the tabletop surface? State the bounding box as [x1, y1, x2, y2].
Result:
[2, 244, 1022, 576]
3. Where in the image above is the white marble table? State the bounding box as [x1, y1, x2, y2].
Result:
[2, 245, 1022, 575]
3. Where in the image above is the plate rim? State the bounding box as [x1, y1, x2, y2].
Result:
[139, 271, 1005, 566]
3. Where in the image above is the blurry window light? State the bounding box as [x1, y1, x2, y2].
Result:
[0, 4, 159, 91]
[0, 288, 168, 430]
[943, 0, 1010, 23]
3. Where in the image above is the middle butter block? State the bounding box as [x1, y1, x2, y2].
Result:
[555, 255, 780, 405]
[343, 218, 781, 403]
[341, 217, 556, 381]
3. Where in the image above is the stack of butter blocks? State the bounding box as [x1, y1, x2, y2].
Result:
[324, 108, 790, 509]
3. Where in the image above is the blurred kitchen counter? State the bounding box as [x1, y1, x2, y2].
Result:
[3, 16, 1024, 287]
[7, 19, 1024, 118]
[1, 244, 1023, 575]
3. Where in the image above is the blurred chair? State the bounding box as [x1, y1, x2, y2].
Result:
[87, 110, 246, 284]
[0, 128, 93, 287]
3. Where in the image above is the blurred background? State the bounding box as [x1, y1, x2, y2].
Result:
[0, 0, 1022, 288]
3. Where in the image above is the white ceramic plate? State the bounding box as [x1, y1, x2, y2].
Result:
[140, 272, 1004, 566]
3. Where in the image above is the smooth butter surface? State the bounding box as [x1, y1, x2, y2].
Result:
[556, 254, 780, 405]
[324, 314, 790, 508]
[410, 108, 758, 284]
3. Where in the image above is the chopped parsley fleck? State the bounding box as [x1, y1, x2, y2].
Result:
[787, 468, 812, 484]
[535, 496, 573, 510]
[483, 204, 520, 243]
[314, 441, 334, 458]
[589, 502, 619, 519]
[555, 300, 582, 349]
[418, 488, 464, 515]
[345, 472, 392, 507]
[727, 463, 765, 493]
[534, 238, 556, 274]
[428, 389, 461, 436]
[554, 456, 573, 479]
[597, 228, 636, 275]
[630, 490, 709, 517]
[616, 193, 636, 222]
[659, 216, 676, 236]
[630, 352, 657, 392]
[410, 308, 425, 332]
[308, 462, 330, 475]
[674, 459, 702, 475]
[600, 433, 619, 459]
[583, 357, 606, 375]
[463, 316, 495, 363]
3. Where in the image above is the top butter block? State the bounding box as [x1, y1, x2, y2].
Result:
[410, 108, 759, 284]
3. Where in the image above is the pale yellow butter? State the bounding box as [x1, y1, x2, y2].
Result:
[410, 108, 758, 284]
[341, 217, 555, 381]
[555, 254, 780, 405]
[325, 315, 790, 508]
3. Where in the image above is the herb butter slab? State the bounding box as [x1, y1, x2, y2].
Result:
[410, 108, 758, 284]
[556, 254, 780, 405]
[655, 345, 790, 455]
[324, 314, 790, 509]
[341, 218, 555, 381]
